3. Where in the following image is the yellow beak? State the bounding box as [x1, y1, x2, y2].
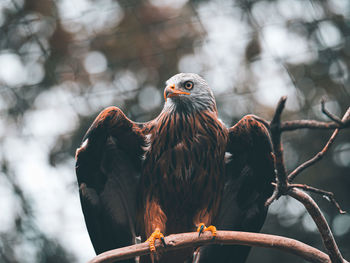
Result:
[164, 84, 190, 101]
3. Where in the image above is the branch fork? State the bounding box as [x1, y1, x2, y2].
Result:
[256, 97, 350, 263]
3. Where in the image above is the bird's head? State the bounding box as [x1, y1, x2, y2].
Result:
[163, 73, 216, 113]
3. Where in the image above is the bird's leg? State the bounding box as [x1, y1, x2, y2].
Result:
[146, 228, 166, 252]
[196, 223, 217, 238]
[194, 211, 216, 239]
[144, 198, 167, 252]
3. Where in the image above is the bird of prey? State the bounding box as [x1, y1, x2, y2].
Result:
[75, 73, 275, 263]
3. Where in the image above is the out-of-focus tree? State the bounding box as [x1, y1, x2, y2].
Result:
[0, 0, 349, 262]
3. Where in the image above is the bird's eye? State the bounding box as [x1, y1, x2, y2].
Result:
[184, 81, 194, 90]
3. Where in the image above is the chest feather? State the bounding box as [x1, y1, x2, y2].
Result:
[143, 111, 228, 179]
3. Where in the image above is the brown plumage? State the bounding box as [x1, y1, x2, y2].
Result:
[75, 73, 275, 263]
[140, 108, 227, 262]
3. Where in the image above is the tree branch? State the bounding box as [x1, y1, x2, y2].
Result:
[288, 107, 350, 182]
[287, 127, 339, 182]
[263, 98, 349, 263]
[321, 99, 343, 125]
[280, 120, 342, 131]
[265, 96, 288, 206]
[88, 231, 332, 263]
[288, 188, 344, 263]
[289, 184, 346, 214]
[263, 99, 350, 206]
[254, 102, 349, 133]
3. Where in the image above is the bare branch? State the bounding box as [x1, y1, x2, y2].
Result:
[288, 128, 339, 182]
[321, 99, 343, 125]
[288, 107, 350, 182]
[271, 96, 287, 125]
[280, 121, 344, 131]
[252, 103, 350, 133]
[266, 96, 288, 205]
[263, 98, 349, 262]
[253, 116, 342, 131]
[265, 189, 279, 207]
[88, 231, 331, 263]
[288, 188, 345, 263]
[289, 184, 346, 214]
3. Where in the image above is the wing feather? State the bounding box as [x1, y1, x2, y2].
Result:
[75, 107, 145, 262]
[198, 115, 275, 263]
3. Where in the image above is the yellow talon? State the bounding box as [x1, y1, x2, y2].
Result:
[197, 223, 217, 238]
[146, 228, 166, 252]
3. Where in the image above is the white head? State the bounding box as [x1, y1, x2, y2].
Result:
[163, 73, 216, 113]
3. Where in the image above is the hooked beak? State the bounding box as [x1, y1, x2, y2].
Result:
[164, 84, 190, 101]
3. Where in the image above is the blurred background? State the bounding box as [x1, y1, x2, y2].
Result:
[0, 0, 349, 262]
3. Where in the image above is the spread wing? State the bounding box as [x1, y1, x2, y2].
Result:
[75, 107, 145, 261]
[198, 115, 275, 263]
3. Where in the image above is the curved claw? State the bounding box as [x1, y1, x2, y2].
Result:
[197, 223, 217, 239]
[160, 237, 167, 248]
[198, 224, 205, 237]
[146, 228, 166, 252]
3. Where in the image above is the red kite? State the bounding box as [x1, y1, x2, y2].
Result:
[75, 73, 274, 263]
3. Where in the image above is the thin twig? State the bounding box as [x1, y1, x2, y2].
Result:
[252, 107, 349, 133]
[253, 118, 343, 131]
[289, 184, 346, 214]
[88, 231, 331, 263]
[288, 188, 344, 263]
[321, 99, 343, 125]
[280, 121, 344, 131]
[265, 190, 279, 207]
[288, 128, 339, 182]
[288, 108, 350, 182]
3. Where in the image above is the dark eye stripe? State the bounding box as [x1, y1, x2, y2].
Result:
[184, 81, 194, 90]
